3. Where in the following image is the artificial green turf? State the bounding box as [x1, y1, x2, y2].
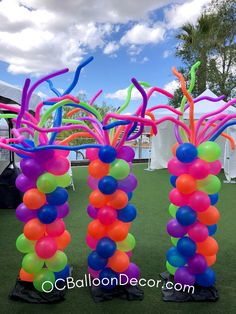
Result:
[0, 164, 236, 314]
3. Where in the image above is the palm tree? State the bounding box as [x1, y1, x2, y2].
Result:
[176, 14, 217, 95]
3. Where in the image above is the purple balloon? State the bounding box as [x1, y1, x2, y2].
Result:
[87, 204, 98, 219]
[15, 174, 36, 192]
[126, 251, 133, 258]
[57, 202, 70, 218]
[188, 253, 207, 274]
[34, 149, 55, 162]
[121, 263, 140, 284]
[174, 267, 196, 286]
[16, 203, 37, 222]
[167, 219, 188, 238]
[117, 173, 138, 192]
[88, 176, 98, 190]
[20, 158, 45, 179]
[117, 146, 135, 162]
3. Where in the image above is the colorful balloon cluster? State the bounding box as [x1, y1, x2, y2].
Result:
[15, 148, 71, 291]
[0, 56, 235, 293]
[86, 145, 139, 289]
[166, 141, 221, 287]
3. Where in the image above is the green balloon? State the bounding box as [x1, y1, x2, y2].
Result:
[109, 159, 130, 180]
[117, 233, 136, 252]
[169, 204, 178, 218]
[16, 233, 35, 253]
[166, 261, 177, 275]
[171, 237, 179, 246]
[197, 174, 221, 194]
[56, 173, 71, 188]
[45, 251, 68, 272]
[197, 141, 221, 162]
[22, 252, 44, 274]
[36, 173, 57, 193]
[33, 269, 55, 292]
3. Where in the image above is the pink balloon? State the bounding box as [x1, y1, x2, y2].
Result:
[169, 188, 189, 206]
[86, 148, 99, 161]
[88, 175, 99, 190]
[35, 236, 57, 259]
[209, 160, 221, 175]
[86, 234, 98, 250]
[88, 266, 100, 278]
[97, 206, 117, 225]
[188, 191, 210, 212]
[126, 251, 133, 258]
[44, 156, 70, 175]
[46, 219, 65, 237]
[188, 159, 210, 179]
[168, 158, 188, 176]
[55, 141, 70, 157]
[188, 222, 208, 242]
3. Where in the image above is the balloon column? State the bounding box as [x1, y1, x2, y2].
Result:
[165, 62, 236, 288]
[86, 145, 138, 289]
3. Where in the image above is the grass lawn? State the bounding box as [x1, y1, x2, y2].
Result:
[0, 164, 236, 314]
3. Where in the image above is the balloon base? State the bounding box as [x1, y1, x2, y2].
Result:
[9, 278, 66, 304]
[90, 284, 144, 303]
[160, 271, 219, 302]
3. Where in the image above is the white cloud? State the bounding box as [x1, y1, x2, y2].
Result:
[164, 0, 211, 29]
[120, 23, 165, 45]
[163, 80, 180, 94]
[131, 56, 149, 64]
[106, 86, 144, 100]
[103, 41, 119, 55]
[37, 91, 48, 99]
[163, 50, 172, 58]
[0, 0, 174, 75]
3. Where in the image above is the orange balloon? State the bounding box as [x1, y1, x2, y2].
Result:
[19, 268, 34, 282]
[89, 190, 109, 208]
[172, 143, 179, 156]
[196, 236, 218, 256]
[88, 219, 107, 240]
[24, 218, 46, 240]
[176, 174, 196, 194]
[23, 188, 46, 210]
[55, 230, 71, 250]
[88, 159, 109, 179]
[107, 190, 128, 209]
[106, 220, 130, 241]
[205, 254, 216, 267]
[197, 206, 220, 225]
[108, 250, 129, 272]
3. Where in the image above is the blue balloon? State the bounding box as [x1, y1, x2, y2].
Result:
[98, 176, 117, 195]
[46, 187, 68, 205]
[54, 264, 70, 288]
[99, 268, 118, 290]
[166, 247, 187, 267]
[37, 205, 57, 224]
[54, 264, 70, 280]
[177, 237, 196, 257]
[209, 193, 219, 205]
[88, 251, 107, 271]
[196, 268, 216, 287]
[127, 192, 133, 200]
[117, 204, 137, 222]
[207, 224, 217, 236]
[176, 206, 197, 226]
[176, 143, 198, 163]
[98, 146, 117, 163]
[170, 175, 177, 187]
[96, 237, 116, 258]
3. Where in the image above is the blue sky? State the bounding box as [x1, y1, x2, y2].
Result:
[0, 0, 211, 113]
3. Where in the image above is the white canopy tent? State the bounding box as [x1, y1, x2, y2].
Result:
[0, 80, 41, 111]
[150, 89, 236, 180]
